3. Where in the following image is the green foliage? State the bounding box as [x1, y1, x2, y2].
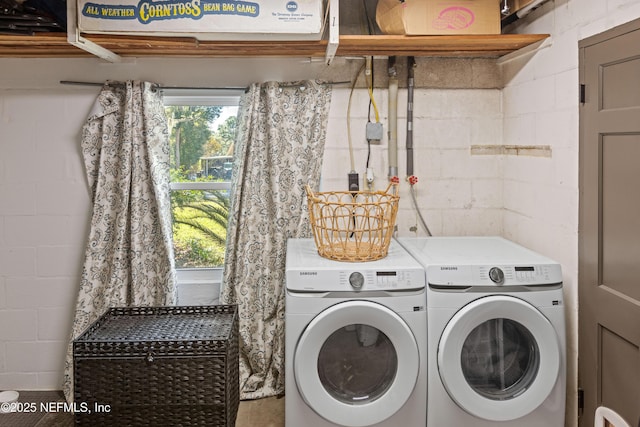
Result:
[215, 116, 237, 155]
[202, 115, 238, 157]
[171, 189, 230, 268]
[173, 236, 225, 268]
[169, 168, 202, 206]
[174, 191, 229, 247]
[166, 105, 222, 172]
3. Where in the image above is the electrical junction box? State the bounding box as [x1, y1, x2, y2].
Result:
[366, 122, 384, 141]
[76, 0, 326, 40]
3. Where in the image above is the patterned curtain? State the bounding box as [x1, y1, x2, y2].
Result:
[63, 81, 177, 401]
[220, 80, 332, 400]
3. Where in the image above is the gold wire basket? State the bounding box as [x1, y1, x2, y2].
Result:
[305, 183, 400, 262]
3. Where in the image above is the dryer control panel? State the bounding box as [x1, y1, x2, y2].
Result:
[426, 263, 562, 287]
[398, 237, 564, 288]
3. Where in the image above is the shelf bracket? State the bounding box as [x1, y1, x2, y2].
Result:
[67, 0, 121, 62]
[325, 0, 339, 65]
[496, 36, 551, 65]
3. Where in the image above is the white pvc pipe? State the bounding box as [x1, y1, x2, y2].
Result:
[388, 68, 398, 179]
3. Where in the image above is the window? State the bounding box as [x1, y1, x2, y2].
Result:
[163, 94, 240, 288]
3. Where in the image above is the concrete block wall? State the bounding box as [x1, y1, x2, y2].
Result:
[324, 87, 504, 238]
[0, 89, 93, 389]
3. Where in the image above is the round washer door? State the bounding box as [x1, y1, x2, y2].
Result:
[438, 295, 560, 422]
[294, 300, 419, 427]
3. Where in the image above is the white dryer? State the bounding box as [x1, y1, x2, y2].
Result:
[399, 236, 566, 427]
[285, 238, 427, 427]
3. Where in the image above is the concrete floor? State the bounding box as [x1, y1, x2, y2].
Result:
[0, 391, 284, 426]
[236, 396, 285, 427]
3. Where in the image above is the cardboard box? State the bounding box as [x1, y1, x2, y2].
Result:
[376, 0, 500, 36]
[77, 0, 326, 40]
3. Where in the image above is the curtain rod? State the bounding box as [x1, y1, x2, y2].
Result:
[60, 80, 350, 91]
[60, 80, 247, 91]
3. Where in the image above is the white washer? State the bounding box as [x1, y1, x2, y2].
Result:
[399, 236, 566, 427]
[285, 238, 427, 427]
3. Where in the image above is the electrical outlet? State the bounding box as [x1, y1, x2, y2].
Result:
[348, 172, 359, 193]
[366, 122, 383, 141]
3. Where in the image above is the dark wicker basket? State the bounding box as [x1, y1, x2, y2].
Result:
[73, 305, 239, 427]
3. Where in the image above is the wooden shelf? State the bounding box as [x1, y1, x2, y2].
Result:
[337, 34, 548, 57]
[0, 32, 548, 59]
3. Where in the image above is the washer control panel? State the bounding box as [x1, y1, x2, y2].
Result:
[342, 270, 421, 291]
[285, 239, 426, 292]
[286, 268, 425, 292]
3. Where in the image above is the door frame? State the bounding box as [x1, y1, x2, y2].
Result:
[578, 16, 640, 427]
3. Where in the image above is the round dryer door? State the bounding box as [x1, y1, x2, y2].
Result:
[294, 300, 419, 427]
[438, 295, 561, 422]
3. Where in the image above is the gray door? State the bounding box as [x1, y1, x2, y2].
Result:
[579, 17, 640, 427]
